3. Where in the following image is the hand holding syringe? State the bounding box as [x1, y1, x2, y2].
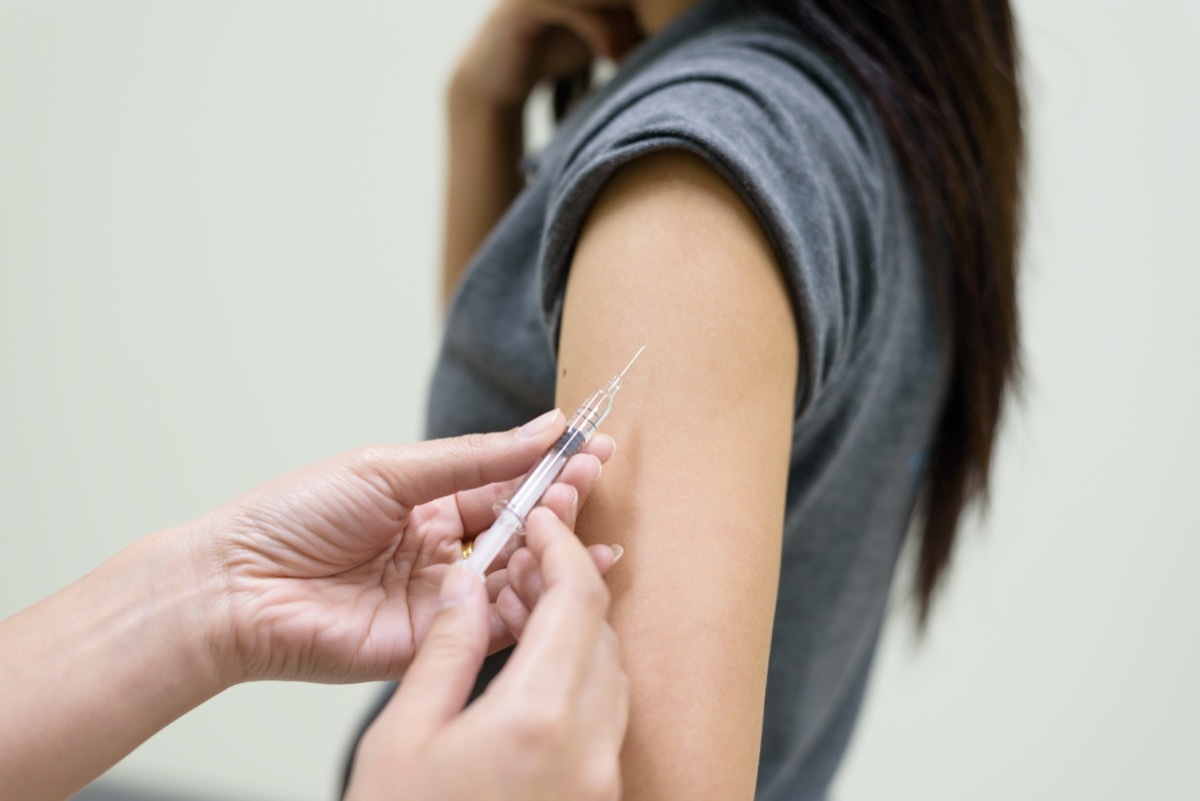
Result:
[463, 346, 645, 575]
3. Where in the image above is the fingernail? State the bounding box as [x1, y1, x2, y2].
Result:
[440, 563, 481, 608]
[610, 544, 625, 564]
[518, 409, 561, 438]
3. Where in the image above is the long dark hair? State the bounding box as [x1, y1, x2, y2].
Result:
[558, 1, 1024, 622]
[740, 0, 1024, 622]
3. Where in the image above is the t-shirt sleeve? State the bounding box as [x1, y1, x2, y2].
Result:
[536, 36, 890, 413]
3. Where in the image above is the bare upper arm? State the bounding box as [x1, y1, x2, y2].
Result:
[556, 149, 798, 799]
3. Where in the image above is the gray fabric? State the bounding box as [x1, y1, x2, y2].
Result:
[426, 0, 947, 797]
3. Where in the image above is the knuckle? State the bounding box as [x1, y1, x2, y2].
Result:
[419, 636, 463, 666]
[599, 624, 621, 661]
[346, 445, 409, 501]
[352, 443, 388, 465]
[456, 433, 494, 483]
[511, 696, 570, 749]
[460, 431, 493, 457]
[579, 756, 621, 801]
[578, 575, 611, 614]
[422, 616, 474, 659]
[345, 445, 385, 482]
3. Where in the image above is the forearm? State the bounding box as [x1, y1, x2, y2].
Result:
[0, 527, 230, 800]
[441, 77, 525, 307]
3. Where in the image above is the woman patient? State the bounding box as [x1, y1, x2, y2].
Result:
[351, 0, 1024, 798]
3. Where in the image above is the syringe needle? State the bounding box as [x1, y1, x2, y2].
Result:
[619, 345, 647, 379]
[465, 345, 646, 574]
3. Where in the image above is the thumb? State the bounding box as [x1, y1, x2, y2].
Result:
[380, 563, 490, 738]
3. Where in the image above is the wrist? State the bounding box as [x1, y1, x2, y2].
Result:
[134, 523, 242, 694]
[0, 525, 236, 797]
[447, 65, 528, 125]
[445, 75, 525, 182]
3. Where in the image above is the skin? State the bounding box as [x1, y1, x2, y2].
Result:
[0, 413, 628, 801]
[447, 2, 798, 797]
[348, 506, 630, 801]
[551, 151, 798, 799]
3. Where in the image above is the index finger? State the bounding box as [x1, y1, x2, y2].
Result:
[352, 410, 566, 507]
[452, 433, 615, 534]
[494, 507, 614, 696]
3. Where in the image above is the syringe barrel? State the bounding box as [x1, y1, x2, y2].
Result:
[505, 427, 586, 517]
[461, 380, 623, 575]
[567, 382, 619, 436]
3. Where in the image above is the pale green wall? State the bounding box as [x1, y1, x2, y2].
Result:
[1, 2, 1197, 800]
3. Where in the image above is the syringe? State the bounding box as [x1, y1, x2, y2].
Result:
[463, 346, 645, 575]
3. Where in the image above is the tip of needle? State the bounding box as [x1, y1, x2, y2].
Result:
[619, 345, 647, 378]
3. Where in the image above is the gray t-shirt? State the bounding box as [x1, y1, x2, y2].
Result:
[427, 1, 946, 797]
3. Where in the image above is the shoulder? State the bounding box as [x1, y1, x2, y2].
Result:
[538, 8, 917, 410]
[554, 12, 890, 195]
[540, 10, 898, 278]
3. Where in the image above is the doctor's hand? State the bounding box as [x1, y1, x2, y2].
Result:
[346, 506, 629, 801]
[191, 409, 615, 685]
[0, 412, 618, 801]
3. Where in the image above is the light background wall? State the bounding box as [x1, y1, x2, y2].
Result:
[1, 1, 1196, 800]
